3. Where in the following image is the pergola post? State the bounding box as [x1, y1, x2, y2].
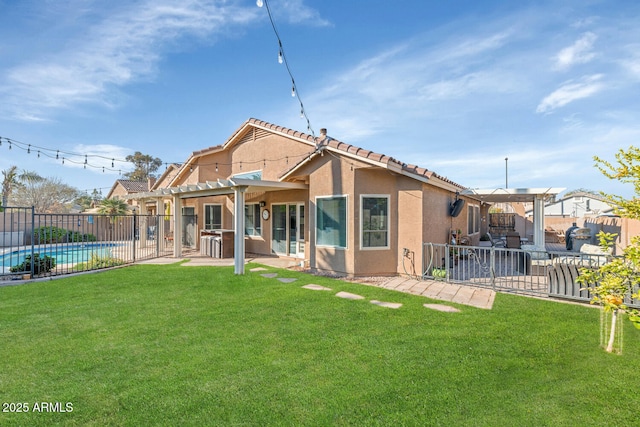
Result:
[533, 195, 545, 251]
[233, 185, 247, 274]
[173, 196, 182, 258]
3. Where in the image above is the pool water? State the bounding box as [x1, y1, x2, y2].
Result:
[0, 243, 118, 269]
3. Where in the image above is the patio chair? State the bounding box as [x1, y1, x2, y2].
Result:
[485, 232, 506, 248]
[164, 231, 174, 247]
[505, 231, 521, 249]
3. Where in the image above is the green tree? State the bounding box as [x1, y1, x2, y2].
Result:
[97, 198, 130, 217]
[578, 146, 640, 353]
[124, 152, 162, 181]
[98, 198, 130, 241]
[76, 189, 104, 211]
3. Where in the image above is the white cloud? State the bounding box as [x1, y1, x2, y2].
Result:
[553, 32, 597, 70]
[0, 0, 327, 121]
[536, 74, 604, 114]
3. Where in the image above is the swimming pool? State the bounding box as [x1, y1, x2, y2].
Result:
[0, 243, 120, 272]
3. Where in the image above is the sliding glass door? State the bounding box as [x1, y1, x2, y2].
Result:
[272, 203, 305, 257]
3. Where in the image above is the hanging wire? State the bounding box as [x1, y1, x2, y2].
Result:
[258, 0, 316, 139]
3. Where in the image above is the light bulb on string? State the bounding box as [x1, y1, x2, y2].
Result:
[37, 150, 40, 158]
[278, 50, 283, 64]
[8, 139, 12, 149]
[291, 85, 296, 97]
[256, 0, 263, 7]
[56, 150, 59, 159]
[27, 144, 31, 154]
[62, 157, 65, 164]
[112, 159, 115, 168]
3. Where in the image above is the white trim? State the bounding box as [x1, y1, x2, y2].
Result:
[315, 195, 348, 249]
[467, 203, 480, 235]
[244, 203, 262, 237]
[203, 203, 223, 230]
[360, 194, 390, 250]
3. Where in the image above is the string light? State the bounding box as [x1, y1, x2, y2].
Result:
[258, 0, 316, 139]
[0, 134, 316, 178]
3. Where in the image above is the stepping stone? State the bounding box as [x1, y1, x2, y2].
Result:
[277, 278, 297, 283]
[423, 303, 460, 313]
[261, 273, 278, 278]
[370, 300, 402, 309]
[250, 267, 268, 272]
[335, 291, 365, 300]
[302, 284, 333, 291]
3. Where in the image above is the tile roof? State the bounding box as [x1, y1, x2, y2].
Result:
[248, 118, 464, 189]
[179, 118, 466, 190]
[116, 180, 149, 192]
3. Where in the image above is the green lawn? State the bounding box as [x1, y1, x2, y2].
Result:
[0, 263, 638, 426]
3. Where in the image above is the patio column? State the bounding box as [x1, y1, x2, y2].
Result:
[233, 185, 248, 275]
[139, 198, 148, 247]
[173, 195, 182, 258]
[156, 198, 164, 240]
[533, 195, 545, 251]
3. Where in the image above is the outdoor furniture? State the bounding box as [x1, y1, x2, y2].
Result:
[505, 231, 521, 249]
[485, 232, 506, 247]
[164, 231, 174, 247]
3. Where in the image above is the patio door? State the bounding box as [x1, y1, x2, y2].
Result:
[272, 203, 305, 258]
[181, 207, 197, 248]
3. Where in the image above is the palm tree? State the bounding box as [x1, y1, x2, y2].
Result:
[97, 198, 130, 217]
[98, 198, 131, 241]
[1, 165, 19, 207]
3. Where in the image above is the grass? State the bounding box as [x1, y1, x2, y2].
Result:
[0, 263, 639, 426]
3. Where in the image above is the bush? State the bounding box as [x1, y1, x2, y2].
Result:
[34, 226, 96, 244]
[10, 253, 56, 275]
[75, 254, 124, 271]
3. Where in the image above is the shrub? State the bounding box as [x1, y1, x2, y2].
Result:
[75, 254, 124, 271]
[34, 226, 96, 244]
[10, 253, 56, 275]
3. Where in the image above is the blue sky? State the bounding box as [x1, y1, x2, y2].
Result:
[1, 0, 639, 199]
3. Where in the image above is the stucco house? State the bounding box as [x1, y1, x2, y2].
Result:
[126, 118, 489, 277]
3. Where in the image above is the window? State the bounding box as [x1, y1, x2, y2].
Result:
[245, 204, 261, 236]
[361, 195, 389, 249]
[467, 204, 480, 235]
[232, 170, 262, 180]
[316, 196, 347, 248]
[204, 204, 222, 229]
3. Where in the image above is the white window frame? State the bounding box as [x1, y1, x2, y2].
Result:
[204, 203, 223, 230]
[244, 203, 262, 237]
[467, 204, 480, 235]
[315, 195, 348, 249]
[360, 194, 390, 250]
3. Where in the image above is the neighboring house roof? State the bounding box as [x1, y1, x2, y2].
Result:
[152, 163, 181, 191]
[106, 179, 150, 199]
[170, 118, 465, 192]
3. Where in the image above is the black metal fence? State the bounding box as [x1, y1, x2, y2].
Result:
[1, 207, 174, 280]
[422, 242, 639, 308]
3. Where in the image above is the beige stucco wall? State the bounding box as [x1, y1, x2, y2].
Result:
[163, 125, 468, 277]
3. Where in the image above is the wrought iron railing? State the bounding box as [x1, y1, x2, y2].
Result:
[422, 242, 638, 308]
[1, 207, 174, 280]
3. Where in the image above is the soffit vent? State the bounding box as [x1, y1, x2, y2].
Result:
[237, 128, 270, 146]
